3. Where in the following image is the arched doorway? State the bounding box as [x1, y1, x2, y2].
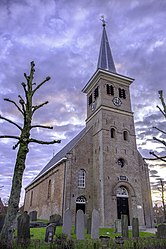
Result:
[76, 196, 86, 213]
[116, 186, 130, 225]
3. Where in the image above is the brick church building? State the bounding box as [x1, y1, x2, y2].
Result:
[24, 21, 154, 228]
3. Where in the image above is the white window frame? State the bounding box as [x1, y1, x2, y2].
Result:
[78, 169, 86, 188]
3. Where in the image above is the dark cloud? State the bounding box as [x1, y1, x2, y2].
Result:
[0, 0, 166, 204]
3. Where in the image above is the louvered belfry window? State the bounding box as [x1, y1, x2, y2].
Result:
[89, 94, 92, 105]
[119, 88, 126, 99]
[94, 86, 99, 99]
[107, 84, 114, 95]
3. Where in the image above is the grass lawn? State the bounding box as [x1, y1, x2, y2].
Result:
[30, 225, 154, 240]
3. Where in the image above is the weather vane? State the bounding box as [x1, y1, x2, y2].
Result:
[100, 15, 107, 27]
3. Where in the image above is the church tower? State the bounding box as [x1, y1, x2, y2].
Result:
[82, 19, 153, 227]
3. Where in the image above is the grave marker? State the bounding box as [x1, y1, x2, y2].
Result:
[91, 209, 99, 239]
[29, 210, 37, 221]
[17, 211, 30, 245]
[156, 224, 166, 238]
[121, 214, 128, 238]
[76, 209, 84, 240]
[45, 223, 56, 242]
[62, 208, 72, 237]
[132, 218, 139, 238]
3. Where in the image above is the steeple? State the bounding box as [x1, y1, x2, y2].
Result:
[97, 17, 116, 73]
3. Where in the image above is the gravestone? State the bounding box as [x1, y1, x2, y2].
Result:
[76, 209, 84, 240]
[87, 216, 92, 234]
[121, 214, 128, 238]
[45, 223, 56, 242]
[132, 218, 139, 238]
[62, 208, 72, 237]
[91, 209, 100, 239]
[114, 219, 121, 233]
[17, 211, 30, 245]
[156, 224, 166, 238]
[0, 214, 6, 233]
[29, 210, 37, 221]
[49, 213, 62, 226]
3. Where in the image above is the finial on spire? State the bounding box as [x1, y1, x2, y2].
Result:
[100, 15, 106, 27]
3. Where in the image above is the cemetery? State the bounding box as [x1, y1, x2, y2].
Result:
[0, 209, 166, 248]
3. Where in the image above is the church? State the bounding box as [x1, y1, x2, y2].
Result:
[24, 21, 154, 228]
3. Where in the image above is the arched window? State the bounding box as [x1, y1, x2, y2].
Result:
[78, 169, 86, 188]
[116, 186, 128, 197]
[111, 128, 115, 138]
[30, 191, 33, 206]
[123, 131, 128, 141]
[76, 196, 87, 203]
[47, 179, 51, 199]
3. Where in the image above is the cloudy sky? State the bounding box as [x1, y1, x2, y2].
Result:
[0, 0, 166, 206]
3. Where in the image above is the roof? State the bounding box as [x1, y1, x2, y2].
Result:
[97, 24, 116, 73]
[28, 127, 87, 186]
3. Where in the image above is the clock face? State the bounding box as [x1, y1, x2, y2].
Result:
[112, 97, 122, 107]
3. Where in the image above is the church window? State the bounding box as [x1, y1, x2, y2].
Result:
[123, 131, 128, 141]
[111, 128, 115, 138]
[30, 191, 33, 207]
[117, 158, 125, 168]
[76, 196, 87, 203]
[119, 88, 126, 99]
[89, 94, 92, 105]
[94, 86, 99, 99]
[47, 179, 51, 199]
[116, 186, 128, 197]
[78, 169, 86, 188]
[107, 84, 114, 95]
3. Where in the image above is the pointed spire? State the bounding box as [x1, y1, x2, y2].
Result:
[97, 16, 116, 73]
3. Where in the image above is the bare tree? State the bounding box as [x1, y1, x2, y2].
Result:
[149, 90, 166, 162]
[155, 178, 166, 220]
[0, 61, 61, 247]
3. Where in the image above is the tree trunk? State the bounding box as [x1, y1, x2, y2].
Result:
[0, 141, 29, 247]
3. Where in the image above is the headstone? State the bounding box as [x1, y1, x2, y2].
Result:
[0, 214, 6, 233]
[114, 219, 121, 233]
[17, 211, 30, 245]
[121, 214, 128, 238]
[29, 210, 37, 221]
[156, 224, 166, 238]
[91, 209, 100, 239]
[49, 213, 62, 226]
[62, 209, 72, 237]
[76, 209, 84, 240]
[87, 216, 92, 234]
[45, 223, 56, 242]
[132, 218, 139, 238]
[8, 225, 14, 247]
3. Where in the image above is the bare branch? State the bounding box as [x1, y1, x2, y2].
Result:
[32, 76, 51, 96]
[0, 115, 22, 130]
[158, 90, 166, 116]
[156, 105, 166, 118]
[32, 101, 49, 114]
[4, 98, 23, 115]
[12, 141, 20, 150]
[145, 152, 166, 162]
[30, 125, 53, 130]
[18, 95, 26, 114]
[153, 136, 166, 146]
[153, 126, 166, 135]
[144, 155, 166, 161]
[29, 138, 61, 144]
[0, 135, 20, 140]
[21, 82, 27, 94]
